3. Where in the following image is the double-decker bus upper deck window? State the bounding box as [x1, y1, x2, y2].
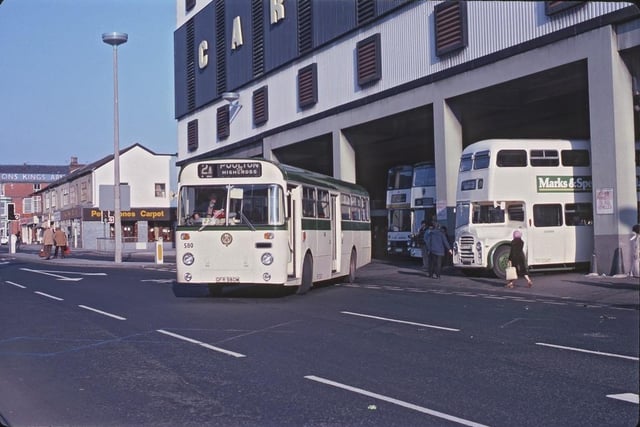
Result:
[497, 150, 527, 167]
[561, 149, 590, 166]
[459, 154, 473, 172]
[473, 151, 490, 169]
[414, 165, 436, 186]
[387, 166, 413, 190]
[530, 150, 559, 166]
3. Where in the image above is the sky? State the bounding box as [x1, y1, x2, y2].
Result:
[0, 0, 177, 166]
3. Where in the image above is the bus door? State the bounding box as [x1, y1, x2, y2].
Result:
[564, 202, 593, 263]
[528, 203, 566, 265]
[331, 194, 338, 272]
[286, 186, 299, 277]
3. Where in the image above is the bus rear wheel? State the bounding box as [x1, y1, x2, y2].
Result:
[347, 249, 357, 284]
[492, 245, 511, 279]
[297, 253, 313, 295]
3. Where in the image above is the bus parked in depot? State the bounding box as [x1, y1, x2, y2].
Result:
[408, 161, 437, 259]
[452, 139, 593, 278]
[173, 158, 371, 296]
[386, 164, 413, 256]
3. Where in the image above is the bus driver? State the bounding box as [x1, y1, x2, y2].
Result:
[206, 194, 225, 219]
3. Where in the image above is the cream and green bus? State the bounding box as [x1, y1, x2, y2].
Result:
[174, 158, 371, 296]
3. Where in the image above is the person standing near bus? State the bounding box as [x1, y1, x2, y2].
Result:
[417, 220, 429, 271]
[425, 224, 451, 279]
[506, 230, 533, 288]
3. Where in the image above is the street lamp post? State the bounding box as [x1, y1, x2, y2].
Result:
[102, 32, 127, 263]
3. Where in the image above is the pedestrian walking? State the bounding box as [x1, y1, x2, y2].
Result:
[42, 223, 55, 260]
[53, 227, 68, 259]
[506, 230, 533, 288]
[424, 224, 451, 279]
[630, 224, 640, 278]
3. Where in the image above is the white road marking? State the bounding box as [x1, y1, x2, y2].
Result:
[156, 329, 246, 358]
[140, 279, 174, 284]
[34, 291, 63, 301]
[536, 342, 639, 361]
[305, 375, 489, 427]
[341, 311, 459, 332]
[78, 305, 126, 321]
[20, 268, 83, 281]
[5, 281, 26, 289]
[606, 393, 639, 404]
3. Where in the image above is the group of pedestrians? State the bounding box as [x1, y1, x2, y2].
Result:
[41, 223, 68, 260]
[417, 220, 452, 279]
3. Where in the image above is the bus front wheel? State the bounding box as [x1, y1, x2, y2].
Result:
[297, 253, 313, 295]
[492, 245, 511, 279]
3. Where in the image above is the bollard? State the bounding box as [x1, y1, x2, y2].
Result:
[155, 238, 164, 264]
[610, 247, 625, 277]
[588, 252, 598, 276]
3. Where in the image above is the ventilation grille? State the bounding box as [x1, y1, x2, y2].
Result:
[357, 0, 375, 25]
[186, 19, 196, 111]
[356, 33, 381, 87]
[297, 63, 317, 109]
[217, 105, 230, 140]
[215, 0, 226, 94]
[434, 1, 467, 57]
[187, 119, 198, 152]
[253, 86, 269, 126]
[252, 0, 264, 77]
[545, 1, 584, 15]
[298, 0, 312, 54]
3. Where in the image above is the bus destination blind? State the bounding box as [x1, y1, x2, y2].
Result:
[198, 162, 262, 178]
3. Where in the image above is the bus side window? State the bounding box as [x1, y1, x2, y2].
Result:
[341, 194, 351, 220]
[533, 204, 562, 227]
[317, 189, 329, 218]
[302, 186, 316, 217]
[565, 203, 593, 226]
[507, 204, 525, 222]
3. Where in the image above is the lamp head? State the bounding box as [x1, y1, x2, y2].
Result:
[102, 32, 128, 46]
[222, 92, 240, 103]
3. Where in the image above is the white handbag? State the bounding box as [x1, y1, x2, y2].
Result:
[505, 266, 517, 281]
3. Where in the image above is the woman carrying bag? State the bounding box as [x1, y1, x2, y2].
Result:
[506, 230, 532, 289]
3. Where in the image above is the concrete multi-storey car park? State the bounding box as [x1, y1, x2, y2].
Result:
[173, 0, 640, 275]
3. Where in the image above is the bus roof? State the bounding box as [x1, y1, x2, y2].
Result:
[462, 139, 590, 155]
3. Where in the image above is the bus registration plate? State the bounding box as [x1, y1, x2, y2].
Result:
[216, 276, 240, 283]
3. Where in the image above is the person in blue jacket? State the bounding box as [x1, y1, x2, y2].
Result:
[424, 224, 452, 278]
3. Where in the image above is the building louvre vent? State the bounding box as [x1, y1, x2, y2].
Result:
[297, 63, 318, 110]
[356, 33, 381, 87]
[545, 1, 585, 15]
[298, 0, 313, 54]
[185, 0, 196, 12]
[252, 0, 264, 77]
[217, 105, 230, 140]
[186, 19, 196, 111]
[253, 86, 269, 126]
[215, 0, 226, 94]
[434, 1, 468, 57]
[357, 0, 375, 25]
[187, 119, 198, 152]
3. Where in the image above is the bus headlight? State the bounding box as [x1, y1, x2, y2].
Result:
[182, 252, 195, 266]
[261, 252, 274, 266]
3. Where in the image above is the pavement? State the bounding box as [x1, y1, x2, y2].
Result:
[2, 244, 638, 310]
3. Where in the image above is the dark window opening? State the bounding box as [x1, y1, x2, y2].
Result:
[533, 204, 562, 227]
[497, 150, 527, 167]
[561, 149, 590, 167]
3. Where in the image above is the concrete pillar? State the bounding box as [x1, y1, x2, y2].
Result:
[588, 26, 637, 275]
[433, 97, 463, 231]
[332, 130, 356, 183]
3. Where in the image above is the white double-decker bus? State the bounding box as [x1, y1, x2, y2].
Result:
[385, 164, 413, 256]
[174, 158, 371, 296]
[453, 139, 593, 278]
[409, 161, 436, 258]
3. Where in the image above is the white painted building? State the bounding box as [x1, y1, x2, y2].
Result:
[35, 143, 178, 250]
